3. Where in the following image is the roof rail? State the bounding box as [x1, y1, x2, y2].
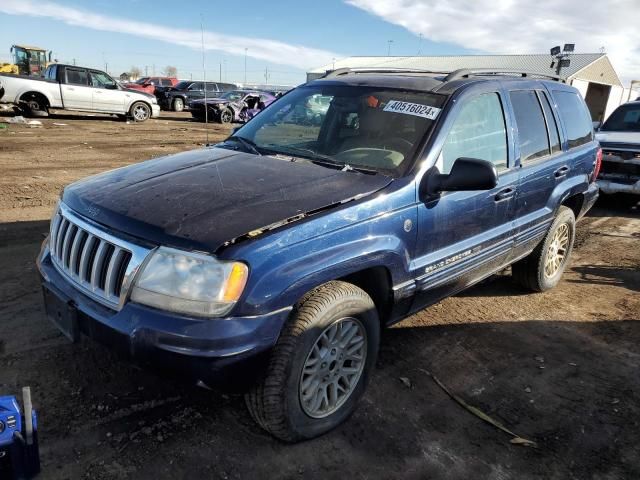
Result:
[444, 68, 565, 82]
[322, 67, 451, 78]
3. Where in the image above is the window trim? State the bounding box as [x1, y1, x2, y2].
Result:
[552, 89, 594, 151]
[536, 90, 561, 155]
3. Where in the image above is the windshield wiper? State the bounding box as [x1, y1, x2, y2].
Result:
[267, 146, 378, 175]
[223, 135, 262, 156]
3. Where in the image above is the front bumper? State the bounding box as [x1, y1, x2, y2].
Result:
[579, 182, 600, 218]
[37, 247, 290, 391]
[151, 104, 160, 118]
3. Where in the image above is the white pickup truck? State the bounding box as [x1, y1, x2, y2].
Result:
[0, 63, 160, 122]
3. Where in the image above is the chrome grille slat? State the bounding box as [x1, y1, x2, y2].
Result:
[90, 241, 108, 290]
[48, 203, 150, 311]
[79, 234, 97, 282]
[105, 247, 124, 297]
[69, 230, 86, 275]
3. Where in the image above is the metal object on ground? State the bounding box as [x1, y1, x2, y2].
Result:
[0, 387, 41, 478]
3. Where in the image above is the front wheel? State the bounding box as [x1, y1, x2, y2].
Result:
[245, 281, 380, 442]
[512, 206, 576, 292]
[219, 108, 233, 124]
[130, 102, 151, 122]
[172, 98, 184, 112]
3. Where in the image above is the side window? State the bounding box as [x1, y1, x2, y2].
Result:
[46, 65, 57, 81]
[510, 90, 549, 163]
[205, 83, 218, 92]
[160, 79, 172, 87]
[554, 91, 593, 148]
[538, 91, 561, 153]
[65, 68, 88, 86]
[189, 82, 203, 91]
[440, 92, 508, 173]
[90, 71, 116, 89]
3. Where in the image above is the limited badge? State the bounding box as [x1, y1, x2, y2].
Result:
[383, 100, 441, 120]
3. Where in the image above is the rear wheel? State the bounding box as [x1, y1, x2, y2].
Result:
[130, 102, 151, 122]
[172, 98, 184, 112]
[245, 281, 379, 442]
[512, 206, 576, 292]
[21, 93, 49, 118]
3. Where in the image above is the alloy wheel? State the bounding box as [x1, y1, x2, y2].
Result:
[544, 223, 570, 278]
[299, 317, 367, 419]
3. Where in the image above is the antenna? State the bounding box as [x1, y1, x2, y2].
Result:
[200, 15, 209, 145]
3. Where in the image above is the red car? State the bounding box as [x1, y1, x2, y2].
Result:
[122, 76, 178, 95]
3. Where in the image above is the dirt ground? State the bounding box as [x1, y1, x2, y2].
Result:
[0, 111, 639, 480]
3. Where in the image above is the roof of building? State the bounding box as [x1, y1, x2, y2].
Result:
[309, 54, 622, 87]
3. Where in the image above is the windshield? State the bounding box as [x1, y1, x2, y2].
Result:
[134, 77, 150, 85]
[602, 104, 640, 132]
[174, 81, 191, 90]
[219, 91, 246, 101]
[228, 85, 445, 176]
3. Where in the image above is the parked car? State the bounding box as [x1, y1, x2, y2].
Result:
[37, 68, 599, 442]
[0, 64, 160, 121]
[122, 76, 179, 95]
[189, 90, 276, 123]
[157, 81, 237, 112]
[595, 101, 640, 196]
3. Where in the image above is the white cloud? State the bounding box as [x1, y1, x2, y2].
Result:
[0, 0, 339, 70]
[346, 0, 640, 83]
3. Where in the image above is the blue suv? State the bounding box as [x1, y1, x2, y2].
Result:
[37, 68, 600, 441]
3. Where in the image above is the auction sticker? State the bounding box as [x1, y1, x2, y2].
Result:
[383, 100, 441, 120]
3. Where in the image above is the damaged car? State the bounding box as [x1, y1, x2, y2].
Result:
[595, 101, 640, 198]
[37, 68, 599, 443]
[189, 90, 276, 123]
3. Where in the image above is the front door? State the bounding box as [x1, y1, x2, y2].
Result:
[89, 70, 125, 113]
[61, 67, 92, 110]
[411, 87, 519, 311]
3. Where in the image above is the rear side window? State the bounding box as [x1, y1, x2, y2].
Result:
[206, 83, 219, 92]
[65, 68, 88, 86]
[554, 91, 593, 148]
[510, 90, 549, 163]
[45, 65, 57, 81]
[440, 93, 508, 173]
[538, 91, 561, 154]
[160, 79, 172, 86]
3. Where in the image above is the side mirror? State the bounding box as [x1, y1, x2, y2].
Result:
[105, 83, 118, 90]
[422, 157, 498, 198]
[592, 121, 601, 131]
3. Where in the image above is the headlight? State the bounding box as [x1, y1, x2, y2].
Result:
[130, 247, 248, 317]
[151, 97, 158, 104]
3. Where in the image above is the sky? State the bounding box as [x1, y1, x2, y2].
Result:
[0, 0, 638, 86]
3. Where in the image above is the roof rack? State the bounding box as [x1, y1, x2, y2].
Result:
[322, 67, 451, 78]
[443, 68, 565, 82]
[321, 67, 566, 83]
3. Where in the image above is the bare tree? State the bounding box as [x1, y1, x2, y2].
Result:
[162, 65, 178, 77]
[129, 66, 142, 80]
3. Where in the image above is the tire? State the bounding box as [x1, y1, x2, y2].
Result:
[219, 108, 233, 124]
[129, 101, 151, 122]
[21, 95, 49, 118]
[512, 206, 576, 292]
[172, 98, 184, 112]
[245, 281, 380, 442]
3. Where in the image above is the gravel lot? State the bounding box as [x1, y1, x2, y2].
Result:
[1, 111, 639, 479]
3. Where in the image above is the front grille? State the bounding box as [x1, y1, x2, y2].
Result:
[49, 204, 151, 310]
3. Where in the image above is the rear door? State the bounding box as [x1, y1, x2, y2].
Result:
[89, 70, 125, 113]
[60, 67, 92, 110]
[186, 82, 205, 102]
[411, 83, 519, 310]
[507, 87, 585, 259]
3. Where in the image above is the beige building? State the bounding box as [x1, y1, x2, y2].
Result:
[308, 54, 626, 122]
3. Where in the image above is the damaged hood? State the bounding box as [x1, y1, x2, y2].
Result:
[62, 148, 391, 252]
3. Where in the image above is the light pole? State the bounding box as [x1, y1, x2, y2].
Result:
[387, 40, 394, 56]
[244, 48, 248, 84]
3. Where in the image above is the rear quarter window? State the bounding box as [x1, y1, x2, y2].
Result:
[554, 91, 593, 148]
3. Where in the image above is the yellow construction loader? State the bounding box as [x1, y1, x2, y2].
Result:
[0, 45, 53, 76]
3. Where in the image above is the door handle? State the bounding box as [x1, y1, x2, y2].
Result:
[95, 90, 103, 94]
[495, 187, 516, 202]
[66, 87, 75, 91]
[554, 166, 570, 178]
